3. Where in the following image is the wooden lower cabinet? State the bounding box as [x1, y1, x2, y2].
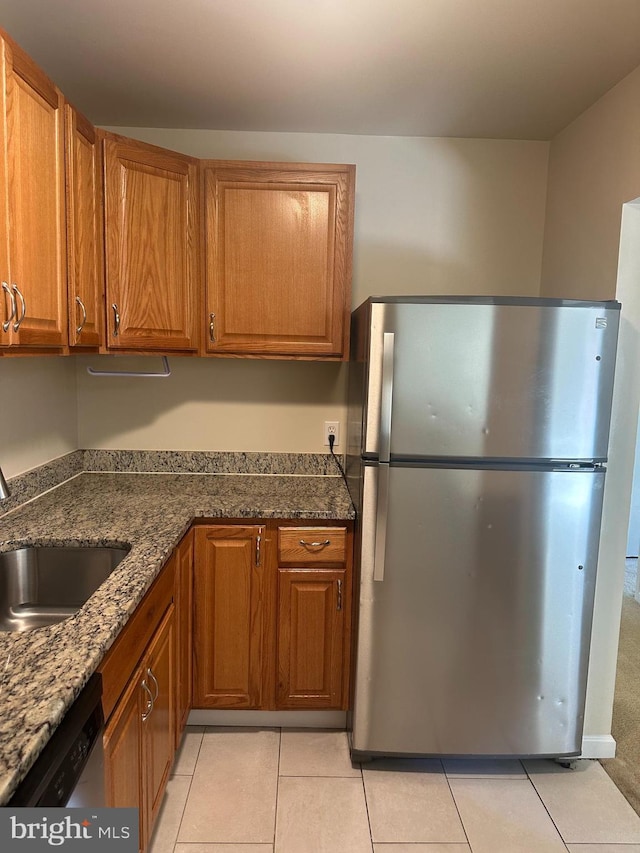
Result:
[193, 525, 267, 709]
[103, 662, 144, 849]
[192, 520, 352, 712]
[102, 518, 351, 851]
[143, 605, 175, 833]
[174, 530, 194, 744]
[276, 569, 347, 709]
[100, 558, 177, 853]
[103, 604, 175, 852]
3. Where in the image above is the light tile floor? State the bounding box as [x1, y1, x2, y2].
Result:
[150, 726, 640, 853]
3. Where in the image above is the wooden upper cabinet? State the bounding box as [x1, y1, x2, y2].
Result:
[203, 161, 355, 360]
[65, 104, 103, 349]
[103, 132, 199, 351]
[0, 33, 67, 348]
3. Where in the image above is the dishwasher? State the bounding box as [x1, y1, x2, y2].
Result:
[8, 673, 105, 807]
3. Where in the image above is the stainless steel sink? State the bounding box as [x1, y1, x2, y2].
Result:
[0, 545, 130, 632]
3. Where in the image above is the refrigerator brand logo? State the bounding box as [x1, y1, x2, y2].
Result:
[595, 317, 608, 328]
[0, 809, 138, 850]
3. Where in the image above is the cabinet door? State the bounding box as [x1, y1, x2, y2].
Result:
[203, 161, 354, 359]
[143, 603, 175, 832]
[175, 531, 194, 744]
[0, 34, 67, 348]
[103, 133, 199, 351]
[65, 104, 103, 348]
[277, 569, 347, 709]
[193, 525, 266, 708]
[104, 663, 146, 853]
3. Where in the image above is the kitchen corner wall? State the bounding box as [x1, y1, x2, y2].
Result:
[541, 64, 640, 300]
[77, 130, 549, 453]
[1, 357, 78, 478]
[540, 63, 640, 750]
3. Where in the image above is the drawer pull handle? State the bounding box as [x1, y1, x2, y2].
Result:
[147, 667, 159, 702]
[12, 284, 26, 332]
[75, 295, 87, 335]
[337, 578, 343, 611]
[141, 679, 154, 721]
[112, 303, 120, 337]
[299, 539, 331, 548]
[2, 282, 16, 332]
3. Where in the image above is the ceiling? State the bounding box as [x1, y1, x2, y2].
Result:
[2, 0, 640, 140]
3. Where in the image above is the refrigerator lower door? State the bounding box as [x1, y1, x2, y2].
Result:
[351, 462, 605, 758]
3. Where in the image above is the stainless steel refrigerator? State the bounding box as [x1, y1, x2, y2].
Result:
[346, 296, 620, 759]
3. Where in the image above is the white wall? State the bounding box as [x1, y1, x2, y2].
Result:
[540, 61, 640, 747]
[584, 201, 640, 746]
[78, 129, 549, 452]
[77, 357, 348, 453]
[541, 65, 640, 300]
[0, 357, 78, 478]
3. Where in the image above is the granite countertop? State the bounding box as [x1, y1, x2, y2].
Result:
[0, 470, 354, 805]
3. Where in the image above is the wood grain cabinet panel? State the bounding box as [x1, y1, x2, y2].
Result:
[103, 132, 199, 351]
[276, 569, 347, 709]
[175, 530, 194, 744]
[65, 104, 103, 348]
[103, 663, 145, 852]
[0, 32, 67, 349]
[101, 558, 176, 853]
[143, 605, 175, 833]
[278, 526, 347, 566]
[193, 520, 352, 712]
[203, 161, 354, 359]
[193, 525, 266, 708]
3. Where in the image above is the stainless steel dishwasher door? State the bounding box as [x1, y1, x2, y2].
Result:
[8, 673, 105, 807]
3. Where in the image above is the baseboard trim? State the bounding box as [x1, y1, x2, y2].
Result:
[580, 734, 617, 759]
[187, 709, 348, 728]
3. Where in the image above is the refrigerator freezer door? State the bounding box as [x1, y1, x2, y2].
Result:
[360, 301, 619, 462]
[351, 463, 604, 757]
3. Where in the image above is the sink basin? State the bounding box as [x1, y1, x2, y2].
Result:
[0, 545, 130, 632]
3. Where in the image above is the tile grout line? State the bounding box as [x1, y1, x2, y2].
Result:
[169, 728, 206, 853]
[273, 726, 282, 852]
[359, 761, 375, 851]
[441, 759, 473, 852]
[521, 761, 571, 852]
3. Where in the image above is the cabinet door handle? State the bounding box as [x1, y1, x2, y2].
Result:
[1, 282, 16, 332]
[209, 312, 216, 343]
[141, 679, 154, 721]
[299, 539, 331, 548]
[147, 667, 159, 702]
[75, 295, 87, 335]
[112, 303, 120, 337]
[12, 285, 26, 332]
[255, 534, 261, 567]
[337, 578, 343, 611]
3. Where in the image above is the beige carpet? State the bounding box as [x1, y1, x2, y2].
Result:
[601, 561, 640, 815]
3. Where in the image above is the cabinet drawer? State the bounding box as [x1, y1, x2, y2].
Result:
[277, 527, 347, 566]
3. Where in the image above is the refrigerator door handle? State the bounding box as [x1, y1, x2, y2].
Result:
[379, 332, 395, 463]
[373, 464, 390, 582]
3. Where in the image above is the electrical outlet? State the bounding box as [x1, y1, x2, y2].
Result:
[324, 421, 340, 447]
